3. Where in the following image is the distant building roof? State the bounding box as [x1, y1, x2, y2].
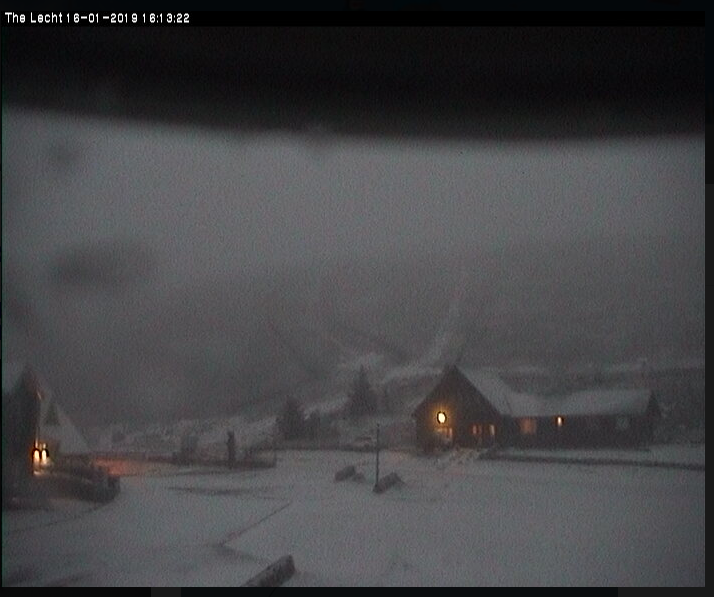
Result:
[460, 367, 653, 419]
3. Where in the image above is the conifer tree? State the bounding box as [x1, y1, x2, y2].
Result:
[277, 396, 305, 440]
[348, 366, 377, 418]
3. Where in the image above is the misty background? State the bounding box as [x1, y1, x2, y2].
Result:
[2, 106, 704, 427]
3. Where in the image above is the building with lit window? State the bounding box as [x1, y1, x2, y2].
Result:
[2, 361, 91, 505]
[2, 362, 43, 503]
[413, 366, 659, 451]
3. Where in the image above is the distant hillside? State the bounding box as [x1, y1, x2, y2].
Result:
[3, 231, 704, 428]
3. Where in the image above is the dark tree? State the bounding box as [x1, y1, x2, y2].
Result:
[277, 396, 306, 440]
[305, 410, 321, 440]
[348, 366, 377, 418]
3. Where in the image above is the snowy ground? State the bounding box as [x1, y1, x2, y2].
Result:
[2, 447, 704, 587]
[488, 444, 706, 468]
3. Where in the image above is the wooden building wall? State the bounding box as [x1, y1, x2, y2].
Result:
[2, 371, 41, 503]
[414, 367, 502, 451]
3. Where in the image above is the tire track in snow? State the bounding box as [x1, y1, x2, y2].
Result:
[4, 501, 108, 535]
[218, 500, 293, 547]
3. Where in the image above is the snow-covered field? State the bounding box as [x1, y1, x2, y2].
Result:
[2, 447, 704, 586]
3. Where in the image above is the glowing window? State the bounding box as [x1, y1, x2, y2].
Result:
[518, 418, 537, 435]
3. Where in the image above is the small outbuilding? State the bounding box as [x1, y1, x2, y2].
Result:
[413, 366, 659, 451]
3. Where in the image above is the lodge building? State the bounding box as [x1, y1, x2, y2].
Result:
[413, 366, 659, 451]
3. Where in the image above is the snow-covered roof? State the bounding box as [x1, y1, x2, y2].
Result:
[460, 368, 653, 418]
[459, 369, 529, 416]
[40, 399, 91, 455]
[553, 389, 653, 417]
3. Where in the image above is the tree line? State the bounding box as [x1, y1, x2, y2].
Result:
[276, 365, 379, 440]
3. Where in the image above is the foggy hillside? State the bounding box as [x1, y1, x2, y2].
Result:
[3, 229, 704, 428]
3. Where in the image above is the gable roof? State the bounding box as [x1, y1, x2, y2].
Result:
[459, 369, 541, 417]
[459, 367, 653, 419]
[40, 398, 91, 455]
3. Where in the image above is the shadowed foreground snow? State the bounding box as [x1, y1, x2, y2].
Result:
[2, 448, 704, 586]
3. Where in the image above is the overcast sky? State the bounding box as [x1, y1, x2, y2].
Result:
[3, 107, 704, 285]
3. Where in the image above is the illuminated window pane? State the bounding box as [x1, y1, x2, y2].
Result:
[519, 418, 537, 435]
